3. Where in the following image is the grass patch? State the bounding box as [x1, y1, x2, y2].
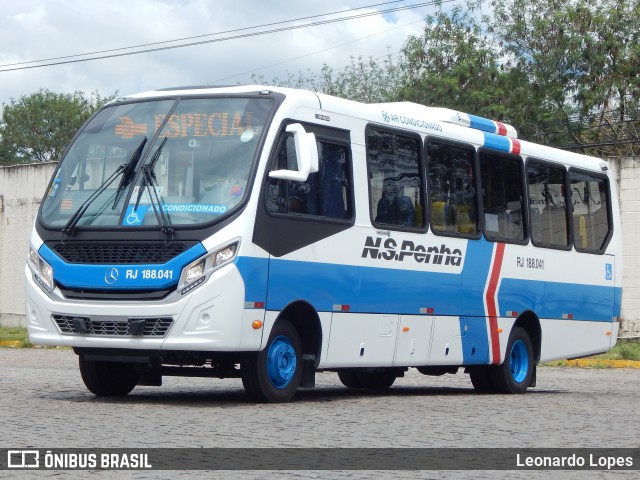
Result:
[590, 339, 640, 361]
[543, 339, 640, 367]
[0, 326, 31, 348]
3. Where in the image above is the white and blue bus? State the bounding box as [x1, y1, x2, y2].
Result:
[25, 85, 622, 402]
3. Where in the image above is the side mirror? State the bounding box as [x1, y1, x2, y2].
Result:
[269, 123, 319, 182]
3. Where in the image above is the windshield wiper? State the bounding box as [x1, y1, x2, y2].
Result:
[62, 137, 148, 237]
[112, 137, 148, 208]
[132, 137, 174, 240]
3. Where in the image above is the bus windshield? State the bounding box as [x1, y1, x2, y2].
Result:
[40, 96, 274, 229]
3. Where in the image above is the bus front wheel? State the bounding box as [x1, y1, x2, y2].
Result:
[79, 355, 139, 396]
[242, 319, 303, 403]
[489, 326, 535, 394]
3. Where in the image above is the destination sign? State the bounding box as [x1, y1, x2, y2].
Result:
[115, 112, 258, 139]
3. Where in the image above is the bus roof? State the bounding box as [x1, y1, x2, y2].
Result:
[123, 84, 607, 172]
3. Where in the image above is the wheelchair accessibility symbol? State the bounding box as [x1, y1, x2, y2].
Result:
[123, 206, 147, 226]
[605, 263, 613, 281]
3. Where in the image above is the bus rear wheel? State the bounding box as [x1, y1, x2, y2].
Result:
[242, 319, 302, 403]
[79, 355, 139, 396]
[489, 327, 534, 394]
[468, 366, 496, 393]
[338, 370, 396, 390]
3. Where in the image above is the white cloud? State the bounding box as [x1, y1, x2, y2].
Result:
[0, 0, 430, 107]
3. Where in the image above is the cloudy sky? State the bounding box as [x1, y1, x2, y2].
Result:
[0, 0, 443, 108]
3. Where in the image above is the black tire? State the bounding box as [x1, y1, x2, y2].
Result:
[356, 371, 396, 389]
[468, 366, 496, 393]
[489, 327, 535, 394]
[338, 370, 396, 390]
[242, 319, 303, 403]
[417, 366, 458, 376]
[79, 355, 139, 397]
[337, 371, 362, 388]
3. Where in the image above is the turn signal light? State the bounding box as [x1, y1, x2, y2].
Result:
[252, 320, 263, 330]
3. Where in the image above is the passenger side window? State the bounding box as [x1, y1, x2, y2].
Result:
[480, 151, 525, 242]
[366, 128, 424, 229]
[427, 141, 478, 236]
[527, 161, 570, 248]
[569, 171, 611, 253]
[266, 135, 352, 220]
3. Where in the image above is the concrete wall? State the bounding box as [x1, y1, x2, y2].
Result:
[1, 160, 640, 336]
[609, 157, 640, 336]
[0, 162, 57, 326]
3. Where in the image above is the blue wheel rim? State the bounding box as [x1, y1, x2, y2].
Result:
[510, 339, 529, 383]
[266, 335, 297, 389]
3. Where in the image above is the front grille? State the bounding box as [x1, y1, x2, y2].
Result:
[58, 286, 174, 301]
[52, 243, 187, 264]
[53, 314, 173, 337]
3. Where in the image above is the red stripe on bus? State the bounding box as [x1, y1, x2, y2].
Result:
[496, 121, 507, 136]
[511, 138, 521, 155]
[486, 243, 505, 363]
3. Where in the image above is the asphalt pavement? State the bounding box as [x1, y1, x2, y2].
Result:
[0, 348, 638, 479]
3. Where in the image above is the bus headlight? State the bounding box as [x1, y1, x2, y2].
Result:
[184, 262, 205, 284]
[28, 246, 54, 292]
[179, 241, 239, 295]
[214, 244, 238, 267]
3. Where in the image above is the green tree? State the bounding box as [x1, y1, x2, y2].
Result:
[0, 89, 116, 164]
[490, 0, 640, 155]
[255, 54, 401, 104]
[294, 2, 543, 127]
[320, 54, 401, 103]
[0, 130, 16, 165]
[398, 3, 509, 117]
[257, 0, 640, 155]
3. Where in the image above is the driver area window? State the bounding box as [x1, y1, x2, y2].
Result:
[267, 135, 352, 220]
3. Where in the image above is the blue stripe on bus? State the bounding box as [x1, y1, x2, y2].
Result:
[468, 115, 496, 134]
[44, 236, 619, 322]
[235, 256, 269, 304]
[234, 248, 618, 323]
[251, 239, 496, 316]
[482, 132, 511, 152]
[40, 242, 206, 290]
[498, 279, 614, 322]
[458, 317, 491, 364]
[614, 286, 622, 318]
[458, 238, 494, 317]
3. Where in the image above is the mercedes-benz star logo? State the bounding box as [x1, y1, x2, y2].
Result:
[104, 268, 119, 285]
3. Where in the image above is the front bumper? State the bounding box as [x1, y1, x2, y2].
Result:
[25, 262, 264, 352]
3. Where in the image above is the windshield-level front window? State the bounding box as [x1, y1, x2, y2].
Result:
[41, 96, 274, 229]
